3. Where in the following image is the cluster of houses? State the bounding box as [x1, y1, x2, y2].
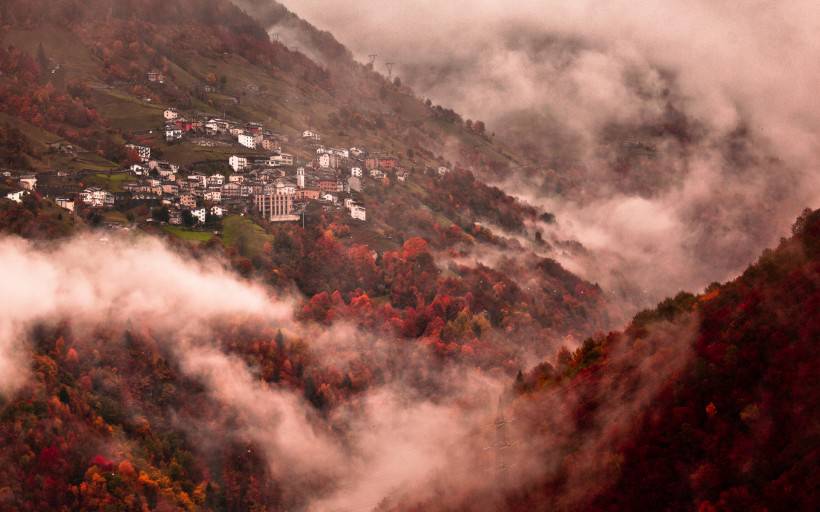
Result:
[3, 173, 35, 203]
[160, 107, 290, 152]
[2, 171, 78, 213]
[2, 104, 456, 230]
[228, 141, 404, 223]
[150, 107, 445, 225]
[119, 140, 392, 224]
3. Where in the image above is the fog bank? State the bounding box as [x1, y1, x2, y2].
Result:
[0, 235, 505, 509]
[282, 0, 820, 309]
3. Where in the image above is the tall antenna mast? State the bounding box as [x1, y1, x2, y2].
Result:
[495, 402, 510, 480]
[386, 62, 395, 80]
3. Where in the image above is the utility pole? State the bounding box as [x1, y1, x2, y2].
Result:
[484, 394, 514, 489]
[495, 402, 510, 482]
[368, 54, 378, 67]
[386, 62, 395, 80]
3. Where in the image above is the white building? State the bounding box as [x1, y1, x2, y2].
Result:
[165, 126, 183, 142]
[317, 146, 350, 159]
[302, 130, 321, 141]
[351, 167, 363, 177]
[254, 193, 300, 222]
[238, 133, 257, 149]
[125, 144, 151, 162]
[319, 153, 342, 169]
[163, 109, 179, 121]
[79, 187, 114, 208]
[205, 119, 220, 134]
[319, 153, 330, 168]
[228, 174, 245, 183]
[188, 174, 207, 188]
[274, 179, 297, 196]
[5, 190, 26, 203]
[350, 204, 366, 221]
[55, 197, 75, 212]
[204, 190, 222, 203]
[148, 160, 179, 173]
[270, 153, 294, 167]
[207, 174, 225, 186]
[19, 175, 37, 191]
[229, 155, 249, 172]
[191, 208, 207, 224]
[438, 166, 451, 176]
[210, 205, 224, 218]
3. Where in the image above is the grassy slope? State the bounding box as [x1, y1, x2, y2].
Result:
[222, 214, 272, 258]
[89, 87, 165, 132]
[86, 172, 130, 192]
[3, 25, 100, 79]
[0, 112, 118, 172]
[163, 225, 215, 242]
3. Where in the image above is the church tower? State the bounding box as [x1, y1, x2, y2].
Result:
[296, 167, 305, 189]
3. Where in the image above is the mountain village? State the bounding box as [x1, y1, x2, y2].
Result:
[2, 104, 451, 231]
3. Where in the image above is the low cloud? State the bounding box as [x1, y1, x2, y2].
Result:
[0, 234, 508, 509]
[0, 234, 284, 396]
[0, 225, 703, 509]
[282, 0, 820, 311]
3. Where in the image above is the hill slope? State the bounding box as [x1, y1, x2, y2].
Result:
[2, 2, 816, 511]
[485, 209, 820, 511]
[0, 0, 609, 356]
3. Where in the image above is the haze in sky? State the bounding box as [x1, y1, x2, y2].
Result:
[282, 0, 820, 309]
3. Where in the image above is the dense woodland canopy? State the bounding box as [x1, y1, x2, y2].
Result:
[1, 201, 817, 510]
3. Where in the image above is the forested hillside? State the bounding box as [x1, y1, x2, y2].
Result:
[0, 0, 519, 174]
[0, 1, 817, 511]
[0, 0, 607, 347]
[500, 208, 820, 511]
[0, 211, 816, 510]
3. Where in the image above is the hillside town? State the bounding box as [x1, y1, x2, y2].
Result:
[2, 105, 446, 230]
